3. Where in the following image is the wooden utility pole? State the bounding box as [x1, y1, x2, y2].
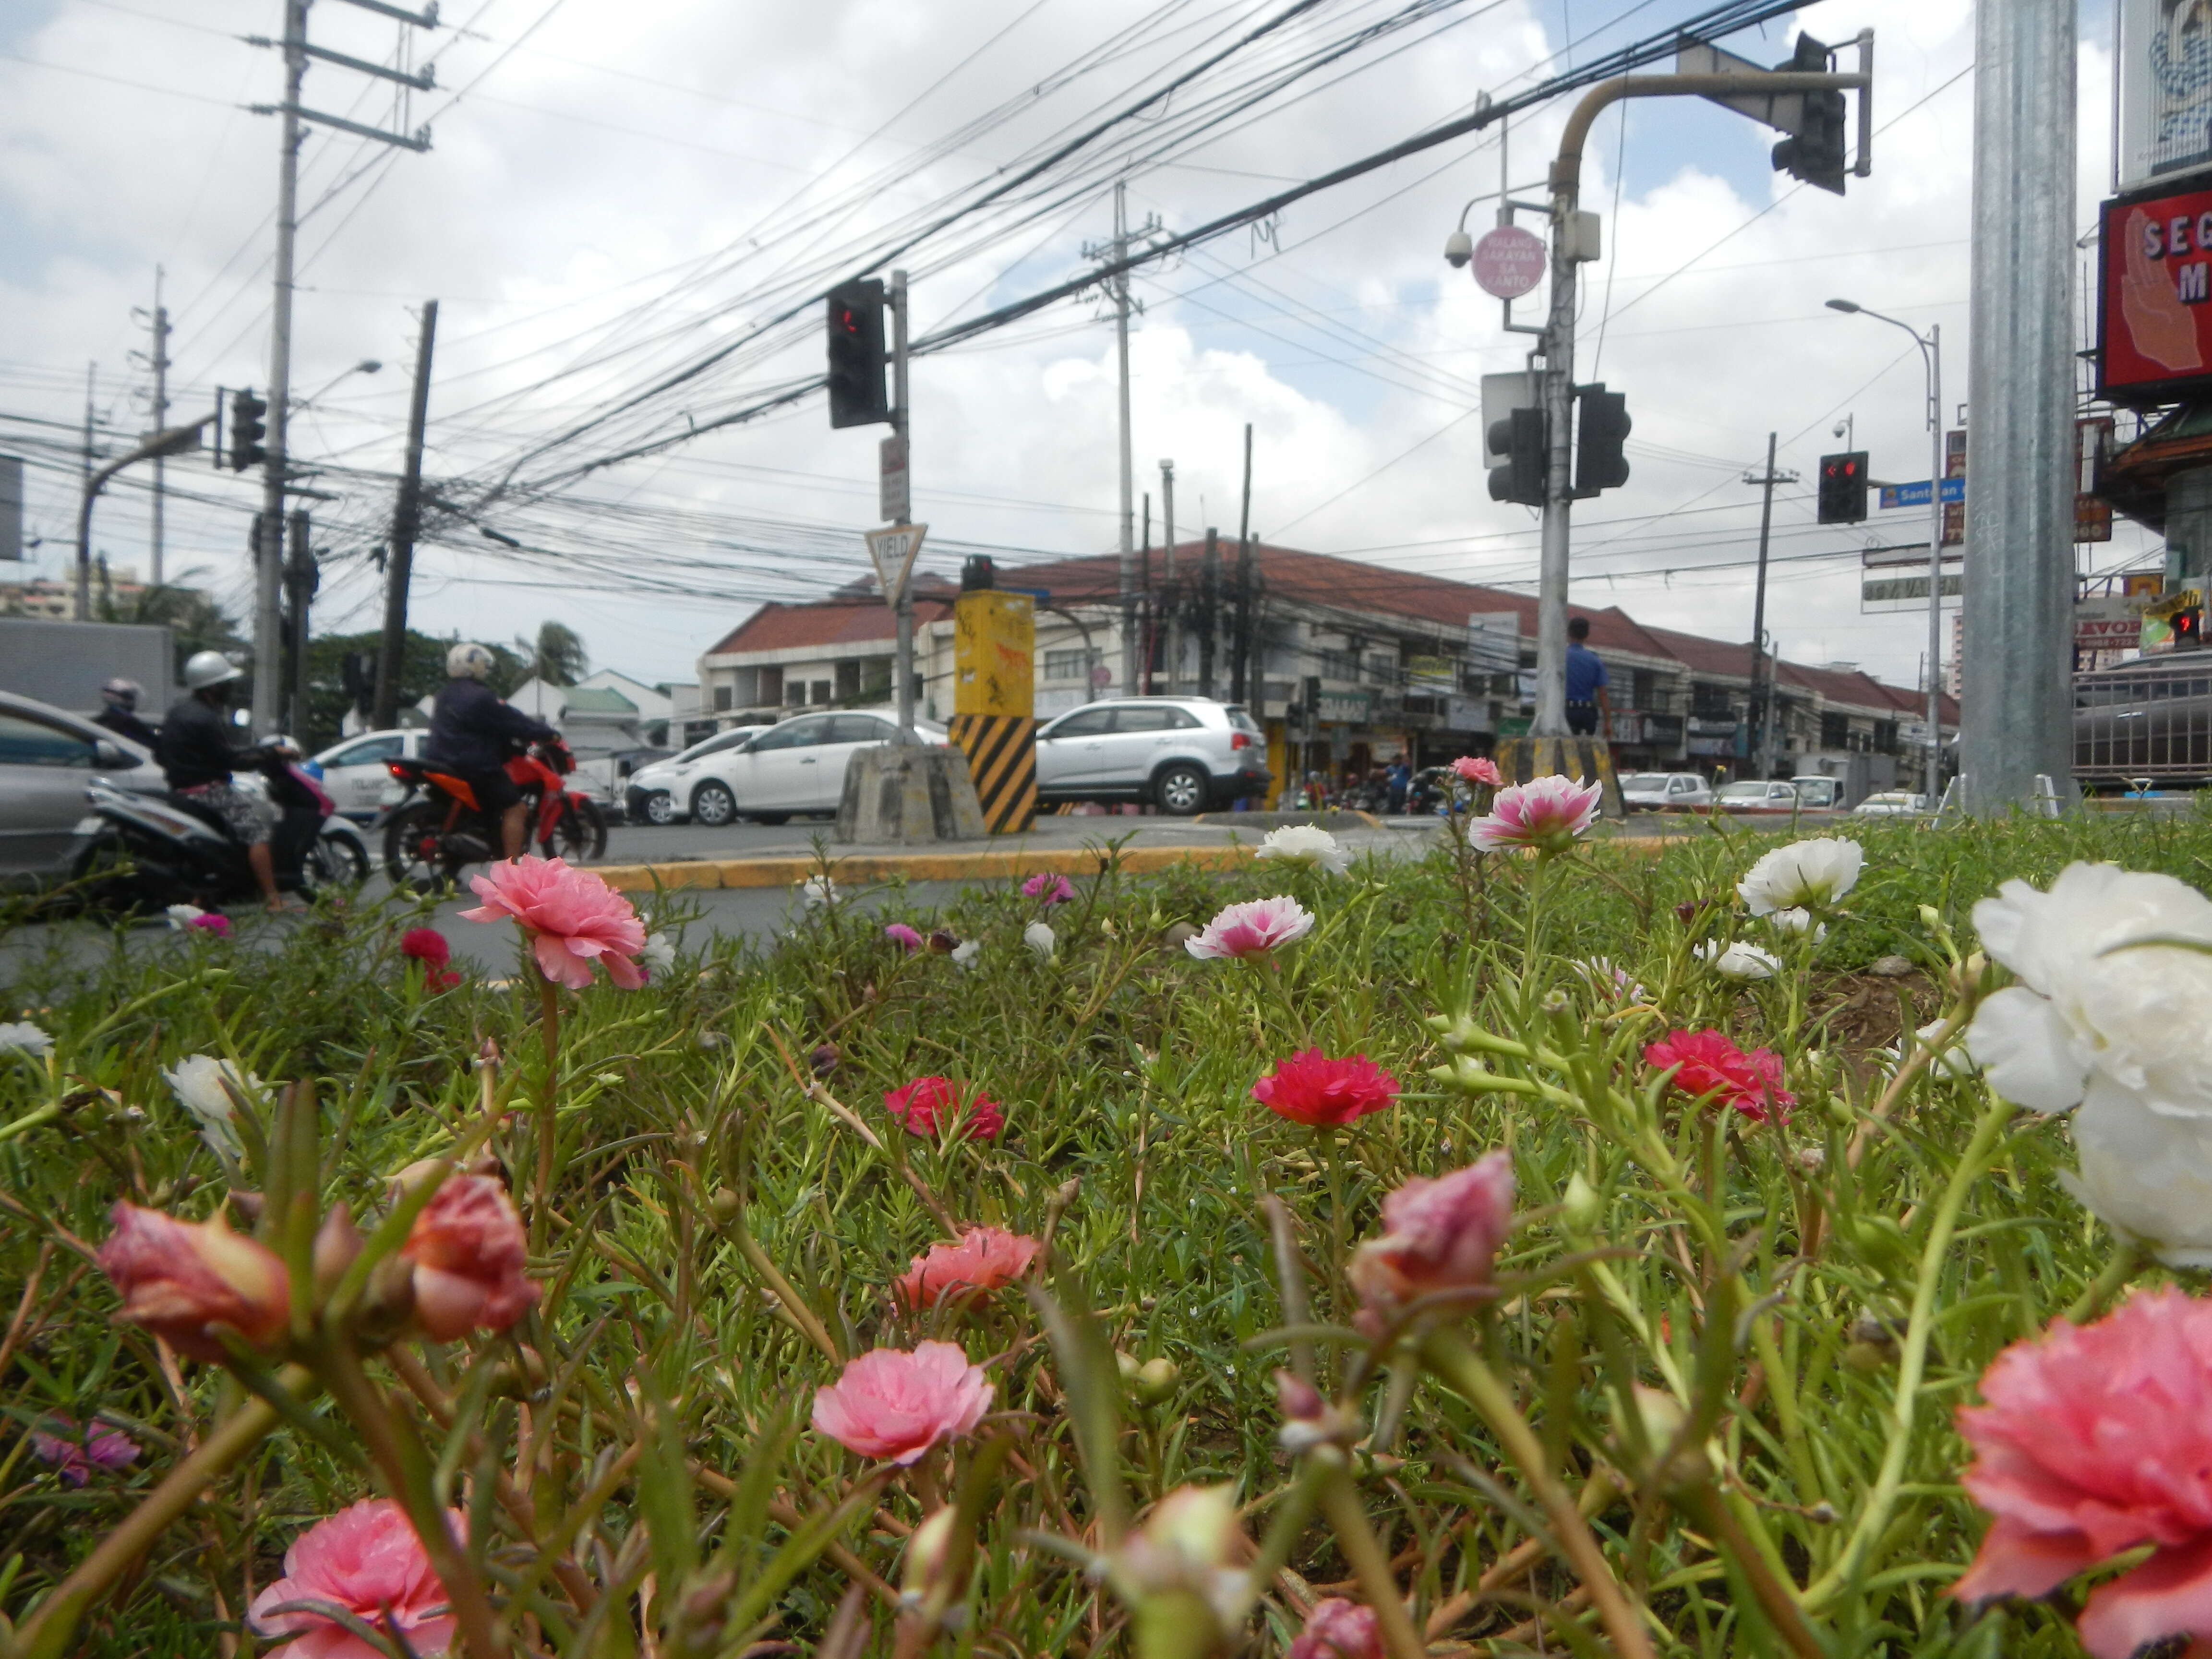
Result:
[374, 299, 437, 732]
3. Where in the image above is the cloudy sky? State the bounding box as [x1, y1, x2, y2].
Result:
[0, 0, 2143, 693]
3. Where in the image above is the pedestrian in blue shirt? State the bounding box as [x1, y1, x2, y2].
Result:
[1564, 616, 1611, 737]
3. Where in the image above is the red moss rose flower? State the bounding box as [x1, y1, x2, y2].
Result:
[896, 1227, 1041, 1310]
[400, 1175, 539, 1340]
[1644, 1029, 1793, 1123]
[883, 1076, 1004, 1141]
[1251, 1050, 1401, 1128]
[96, 1202, 290, 1362]
[1288, 1599, 1383, 1659]
[1952, 1290, 2212, 1658]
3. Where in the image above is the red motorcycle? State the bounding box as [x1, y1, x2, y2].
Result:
[379, 737, 608, 886]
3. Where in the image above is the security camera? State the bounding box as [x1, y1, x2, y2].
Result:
[1443, 230, 1474, 269]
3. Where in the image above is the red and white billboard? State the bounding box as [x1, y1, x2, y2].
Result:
[2101, 186, 2212, 403]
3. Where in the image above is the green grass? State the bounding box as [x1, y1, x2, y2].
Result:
[3, 807, 2209, 1658]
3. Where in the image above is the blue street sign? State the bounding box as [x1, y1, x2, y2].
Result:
[1877, 477, 1966, 509]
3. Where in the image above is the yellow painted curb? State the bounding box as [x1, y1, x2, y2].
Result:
[591, 842, 1261, 893]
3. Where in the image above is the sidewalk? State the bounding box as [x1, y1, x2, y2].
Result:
[590, 812, 1431, 892]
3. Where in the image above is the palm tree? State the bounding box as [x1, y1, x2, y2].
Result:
[522, 621, 588, 687]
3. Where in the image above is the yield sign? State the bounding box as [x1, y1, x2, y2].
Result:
[866, 522, 927, 607]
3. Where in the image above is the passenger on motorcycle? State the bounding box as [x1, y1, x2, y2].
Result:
[155, 651, 287, 911]
[427, 642, 558, 861]
[94, 678, 161, 749]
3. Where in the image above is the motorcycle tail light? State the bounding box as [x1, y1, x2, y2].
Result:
[388, 763, 408, 779]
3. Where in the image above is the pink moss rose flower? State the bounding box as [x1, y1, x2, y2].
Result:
[96, 1202, 290, 1363]
[188, 913, 232, 937]
[1952, 1290, 2212, 1658]
[1450, 756, 1502, 787]
[883, 1076, 1005, 1141]
[1022, 871, 1076, 905]
[249, 1498, 460, 1659]
[1288, 1599, 1383, 1659]
[1185, 895, 1315, 961]
[884, 922, 925, 953]
[459, 855, 645, 990]
[811, 1340, 993, 1465]
[400, 1175, 539, 1341]
[1645, 1029, 1794, 1124]
[1467, 774, 1601, 856]
[29, 1418, 138, 1486]
[895, 1227, 1043, 1310]
[1348, 1153, 1515, 1316]
[1251, 1051, 1400, 1128]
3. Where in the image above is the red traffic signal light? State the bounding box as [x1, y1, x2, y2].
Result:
[1817, 450, 1867, 524]
[2176, 607, 2203, 648]
[826, 279, 889, 429]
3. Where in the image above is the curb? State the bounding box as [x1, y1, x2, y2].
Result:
[591, 842, 1261, 893]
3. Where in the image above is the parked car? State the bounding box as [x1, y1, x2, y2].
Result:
[654, 712, 945, 828]
[1034, 697, 1271, 816]
[1619, 771, 1713, 812]
[1852, 790, 1931, 817]
[624, 726, 770, 825]
[312, 729, 427, 822]
[0, 689, 168, 888]
[1714, 779, 1800, 813]
[1787, 775, 1843, 810]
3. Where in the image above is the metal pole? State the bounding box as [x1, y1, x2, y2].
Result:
[1234, 421, 1254, 703]
[150, 272, 169, 588]
[1924, 325, 1944, 804]
[1115, 180, 1138, 697]
[1962, 0, 2076, 810]
[75, 363, 95, 621]
[1160, 460, 1177, 694]
[891, 268, 914, 741]
[254, 0, 308, 738]
[375, 299, 437, 732]
[287, 508, 313, 736]
[1748, 432, 1777, 777]
[1532, 165, 1579, 738]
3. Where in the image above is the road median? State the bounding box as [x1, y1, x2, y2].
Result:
[590, 842, 1261, 892]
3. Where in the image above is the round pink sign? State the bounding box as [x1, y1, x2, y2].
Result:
[1471, 225, 1547, 299]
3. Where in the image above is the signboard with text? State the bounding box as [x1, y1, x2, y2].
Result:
[2100, 185, 2212, 403]
[2118, 0, 2212, 192]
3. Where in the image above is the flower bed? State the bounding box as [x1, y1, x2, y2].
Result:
[2, 807, 2212, 1657]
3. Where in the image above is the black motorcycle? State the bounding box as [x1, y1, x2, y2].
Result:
[74, 752, 370, 913]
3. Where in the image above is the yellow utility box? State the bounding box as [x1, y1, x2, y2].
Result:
[949, 589, 1037, 834]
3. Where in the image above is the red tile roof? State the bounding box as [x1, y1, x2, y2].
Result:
[703, 590, 954, 656]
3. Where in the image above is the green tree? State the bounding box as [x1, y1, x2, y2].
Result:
[522, 620, 588, 687]
[297, 629, 527, 753]
[94, 566, 247, 681]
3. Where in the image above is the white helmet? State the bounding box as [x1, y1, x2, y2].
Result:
[446, 642, 495, 681]
[183, 650, 242, 690]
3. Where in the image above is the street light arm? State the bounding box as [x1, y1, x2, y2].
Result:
[1549, 71, 1868, 195]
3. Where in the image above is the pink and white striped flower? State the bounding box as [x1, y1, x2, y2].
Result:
[1185, 896, 1315, 961]
[1467, 775, 1602, 856]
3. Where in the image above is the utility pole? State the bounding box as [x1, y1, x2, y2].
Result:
[891, 268, 915, 739]
[248, 0, 436, 736]
[146, 272, 170, 587]
[1086, 180, 1161, 696]
[285, 508, 314, 736]
[1233, 422, 1254, 704]
[1198, 527, 1220, 697]
[1139, 493, 1154, 696]
[1961, 0, 2076, 809]
[1159, 459, 1177, 694]
[1742, 433, 1795, 777]
[375, 299, 438, 732]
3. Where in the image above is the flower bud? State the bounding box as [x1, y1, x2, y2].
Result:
[1135, 1358, 1179, 1404]
[1917, 903, 1944, 932]
[96, 1202, 290, 1363]
[708, 1188, 742, 1228]
[1560, 1171, 1602, 1236]
[313, 1202, 362, 1297]
[902, 1506, 959, 1606]
[809, 1043, 841, 1078]
[1117, 1349, 1143, 1385]
[1793, 1145, 1827, 1174]
[927, 928, 959, 957]
[1107, 1484, 1249, 1659]
[1288, 1599, 1383, 1659]
[1347, 1153, 1515, 1318]
[400, 1175, 539, 1341]
[1615, 1384, 1711, 1491]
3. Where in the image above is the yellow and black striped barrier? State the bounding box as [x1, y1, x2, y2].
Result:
[949, 712, 1037, 834]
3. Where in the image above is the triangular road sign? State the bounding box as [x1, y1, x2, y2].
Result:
[865, 523, 927, 607]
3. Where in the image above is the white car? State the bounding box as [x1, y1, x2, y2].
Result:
[1715, 779, 1801, 813]
[312, 729, 427, 822]
[1852, 791, 1931, 817]
[645, 711, 947, 828]
[624, 726, 769, 824]
[1619, 771, 1713, 812]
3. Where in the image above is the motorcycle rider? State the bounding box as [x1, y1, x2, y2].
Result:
[94, 678, 160, 748]
[155, 651, 286, 911]
[426, 642, 558, 860]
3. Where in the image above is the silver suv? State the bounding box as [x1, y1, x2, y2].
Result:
[1034, 697, 1271, 816]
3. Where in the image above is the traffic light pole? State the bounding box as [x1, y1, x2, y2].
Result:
[1530, 63, 1868, 739]
[891, 268, 915, 742]
[1744, 433, 1785, 776]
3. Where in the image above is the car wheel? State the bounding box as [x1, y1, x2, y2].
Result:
[642, 791, 677, 826]
[692, 781, 738, 827]
[1154, 762, 1209, 817]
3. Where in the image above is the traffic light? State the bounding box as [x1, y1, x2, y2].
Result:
[1487, 406, 1547, 507]
[1771, 34, 1848, 194]
[1817, 451, 1868, 524]
[1574, 384, 1631, 497]
[2176, 607, 2203, 649]
[825, 278, 889, 429]
[228, 388, 267, 472]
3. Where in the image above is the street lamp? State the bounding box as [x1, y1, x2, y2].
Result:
[296, 358, 384, 409]
[77, 417, 215, 622]
[1826, 297, 1945, 807]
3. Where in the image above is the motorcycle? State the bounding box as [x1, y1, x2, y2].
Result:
[73, 751, 371, 912]
[378, 737, 608, 887]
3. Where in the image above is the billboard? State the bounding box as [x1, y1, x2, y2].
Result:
[2098, 184, 2212, 401]
[2118, 0, 2212, 192]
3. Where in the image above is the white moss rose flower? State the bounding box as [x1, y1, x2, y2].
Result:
[164, 1054, 261, 1160]
[2062, 1085, 2212, 1268]
[1765, 908, 1828, 940]
[0, 1022, 52, 1058]
[1736, 838, 1863, 915]
[1696, 940, 1782, 981]
[1023, 921, 1057, 960]
[1963, 862, 2212, 1118]
[1253, 824, 1350, 877]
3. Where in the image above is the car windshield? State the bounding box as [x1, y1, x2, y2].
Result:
[1716, 782, 1772, 800]
[1622, 774, 1671, 791]
[674, 729, 752, 763]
